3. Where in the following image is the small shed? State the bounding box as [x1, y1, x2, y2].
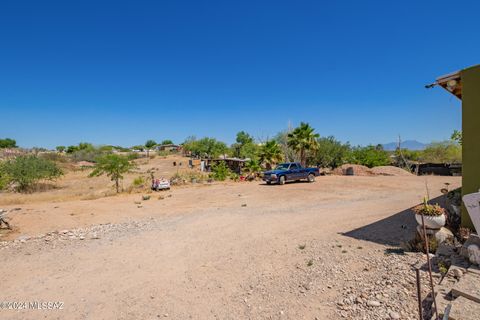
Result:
[205, 157, 248, 174]
[156, 144, 181, 152]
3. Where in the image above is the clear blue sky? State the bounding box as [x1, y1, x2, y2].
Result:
[1, 0, 478, 149]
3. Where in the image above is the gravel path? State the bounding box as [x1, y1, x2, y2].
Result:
[0, 176, 458, 319]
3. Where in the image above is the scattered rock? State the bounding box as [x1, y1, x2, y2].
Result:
[451, 267, 464, 279]
[367, 300, 381, 307]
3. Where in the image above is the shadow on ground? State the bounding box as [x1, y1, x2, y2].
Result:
[341, 195, 446, 246]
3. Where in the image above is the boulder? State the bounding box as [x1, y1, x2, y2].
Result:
[435, 227, 454, 244]
[467, 244, 480, 265]
[416, 226, 454, 244]
[460, 234, 480, 261]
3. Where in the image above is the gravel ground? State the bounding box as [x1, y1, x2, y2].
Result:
[0, 176, 458, 319]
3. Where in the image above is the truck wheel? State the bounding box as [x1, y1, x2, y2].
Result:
[307, 174, 315, 182]
[279, 176, 286, 185]
[266, 181, 271, 185]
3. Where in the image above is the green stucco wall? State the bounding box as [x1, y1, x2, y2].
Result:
[461, 65, 480, 229]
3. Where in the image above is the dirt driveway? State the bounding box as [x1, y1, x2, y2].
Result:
[0, 176, 460, 319]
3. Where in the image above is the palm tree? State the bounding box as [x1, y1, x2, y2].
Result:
[287, 122, 319, 166]
[259, 140, 283, 170]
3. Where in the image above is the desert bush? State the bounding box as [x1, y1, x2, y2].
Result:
[274, 130, 297, 162]
[349, 145, 390, 168]
[161, 139, 174, 145]
[126, 152, 140, 160]
[0, 138, 17, 148]
[311, 136, 351, 169]
[157, 150, 170, 157]
[182, 136, 228, 158]
[183, 171, 208, 182]
[132, 176, 146, 188]
[231, 131, 259, 159]
[229, 172, 239, 181]
[210, 161, 231, 181]
[0, 162, 10, 190]
[70, 148, 108, 162]
[66, 142, 94, 154]
[39, 152, 69, 163]
[0, 155, 63, 192]
[421, 141, 461, 163]
[170, 171, 209, 185]
[89, 154, 137, 193]
[243, 159, 261, 174]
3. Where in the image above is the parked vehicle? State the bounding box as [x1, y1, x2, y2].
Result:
[151, 178, 171, 191]
[262, 162, 320, 185]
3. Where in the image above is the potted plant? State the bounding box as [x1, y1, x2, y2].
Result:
[413, 197, 446, 229]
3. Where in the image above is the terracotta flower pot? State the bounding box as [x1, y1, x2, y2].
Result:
[415, 213, 446, 229]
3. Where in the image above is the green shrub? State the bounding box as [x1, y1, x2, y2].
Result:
[311, 136, 351, 168]
[132, 176, 146, 187]
[157, 150, 171, 157]
[243, 159, 261, 175]
[210, 161, 231, 181]
[126, 152, 140, 160]
[0, 162, 10, 190]
[350, 145, 390, 168]
[182, 137, 228, 158]
[0, 138, 17, 148]
[0, 155, 63, 192]
[89, 154, 137, 193]
[70, 148, 108, 162]
[39, 152, 69, 163]
[421, 141, 461, 163]
[229, 172, 239, 181]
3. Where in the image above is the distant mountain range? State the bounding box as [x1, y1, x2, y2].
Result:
[382, 140, 427, 151]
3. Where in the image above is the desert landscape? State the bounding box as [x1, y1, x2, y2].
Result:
[0, 156, 461, 319]
[3, 2, 479, 319]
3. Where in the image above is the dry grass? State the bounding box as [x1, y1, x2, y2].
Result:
[0, 155, 195, 206]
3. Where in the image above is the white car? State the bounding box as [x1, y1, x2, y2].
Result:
[152, 179, 171, 191]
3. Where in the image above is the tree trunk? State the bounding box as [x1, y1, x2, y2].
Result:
[300, 149, 305, 167]
[115, 179, 119, 193]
